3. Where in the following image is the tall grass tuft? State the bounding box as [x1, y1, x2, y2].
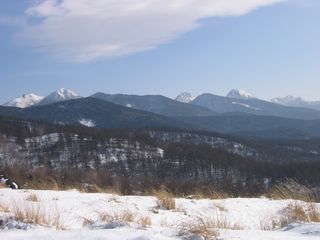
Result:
[152, 187, 176, 210]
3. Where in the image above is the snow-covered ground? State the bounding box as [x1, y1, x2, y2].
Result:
[0, 189, 319, 239]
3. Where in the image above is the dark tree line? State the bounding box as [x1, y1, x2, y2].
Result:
[1, 114, 320, 196]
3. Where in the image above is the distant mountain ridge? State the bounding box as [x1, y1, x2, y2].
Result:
[0, 97, 193, 130]
[191, 93, 320, 120]
[271, 96, 320, 111]
[91, 92, 215, 117]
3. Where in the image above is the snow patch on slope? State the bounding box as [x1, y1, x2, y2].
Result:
[79, 119, 95, 127]
[232, 101, 261, 111]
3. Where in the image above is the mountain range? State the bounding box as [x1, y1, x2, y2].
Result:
[3, 88, 81, 108]
[0, 97, 192, 130]
[91, 92, 215, 117]
[2, 88, 320, 139]
[191, 92, 320, 120]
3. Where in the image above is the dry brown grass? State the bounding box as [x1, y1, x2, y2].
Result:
[98, 210, 152, 228]
[179, 217, 219, 240]
[153, 187, 176, 210]
[283, 202, 320, 223]
[13, 203, 47, 225]
[51, 210, 64, 230]
[99, 212, 114, 223]
[215, 216, 243, 230]
[91, 184, 120, 195]
[99, 210, 135, 225]
[259, 218, 279, 231]
[77, 182, 121, 195]
[178, 215, 243, 240]
[136, 215, 152, 228]
[267, 180, 315, 202]
[193, 187, 230, 200]
[26, 193, 39, 202]
[11, 201, 64, 229]
[308, 203, 320, 222]
[0, 202, 10, 213]
[160, 217, 169, 227]
[215, 203, 227, 212]
[118, 211, 135, 223]
[81, 216, 94, 227]
[279, 202, 308, 227]
[260, 201, 320, 230]
[25, 177, 60, 191]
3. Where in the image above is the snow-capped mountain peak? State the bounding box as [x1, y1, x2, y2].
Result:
[3, 93, 44, 108]
[49, 88, 80, 101]
[175, 92, 194, 103]
[38, 88, 81, 106]
[227, 89, 254, 99]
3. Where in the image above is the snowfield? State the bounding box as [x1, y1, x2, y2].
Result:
[0, 189, 319, 239]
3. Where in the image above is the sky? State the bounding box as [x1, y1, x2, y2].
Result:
[1, 0, 320, 103]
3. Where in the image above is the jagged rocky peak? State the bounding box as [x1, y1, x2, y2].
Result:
[3, 93, 44, 108]
[227, 89, 254, 99]
[48, 88, 80, 101]
[38, 88, 81, 105]
[175, 92, 194, 103]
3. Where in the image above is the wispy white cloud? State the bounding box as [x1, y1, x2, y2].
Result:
[17, 0, 284, 62]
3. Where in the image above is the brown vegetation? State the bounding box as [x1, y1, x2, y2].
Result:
[136, 216, 152, 228]
[99, 210, 135, 225]
[12, 201, 64, 229]
[267, 180, 316, 202]
[179, 217, 219, 240]
[26, 193, 39, 202]
[261, 201, 320, 230]
[152, 187, 176, 210]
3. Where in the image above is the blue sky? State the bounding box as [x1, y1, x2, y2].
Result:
[1, 0, 320, 103]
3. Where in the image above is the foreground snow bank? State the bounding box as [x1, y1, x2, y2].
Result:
[0, 189, 319, 239]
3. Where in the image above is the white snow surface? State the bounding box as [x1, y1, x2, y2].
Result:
[175, 92, 194, 103]
[227, 89, 254, 99]
[0, 189, 319, 239]
[3, 93, 44, 108]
